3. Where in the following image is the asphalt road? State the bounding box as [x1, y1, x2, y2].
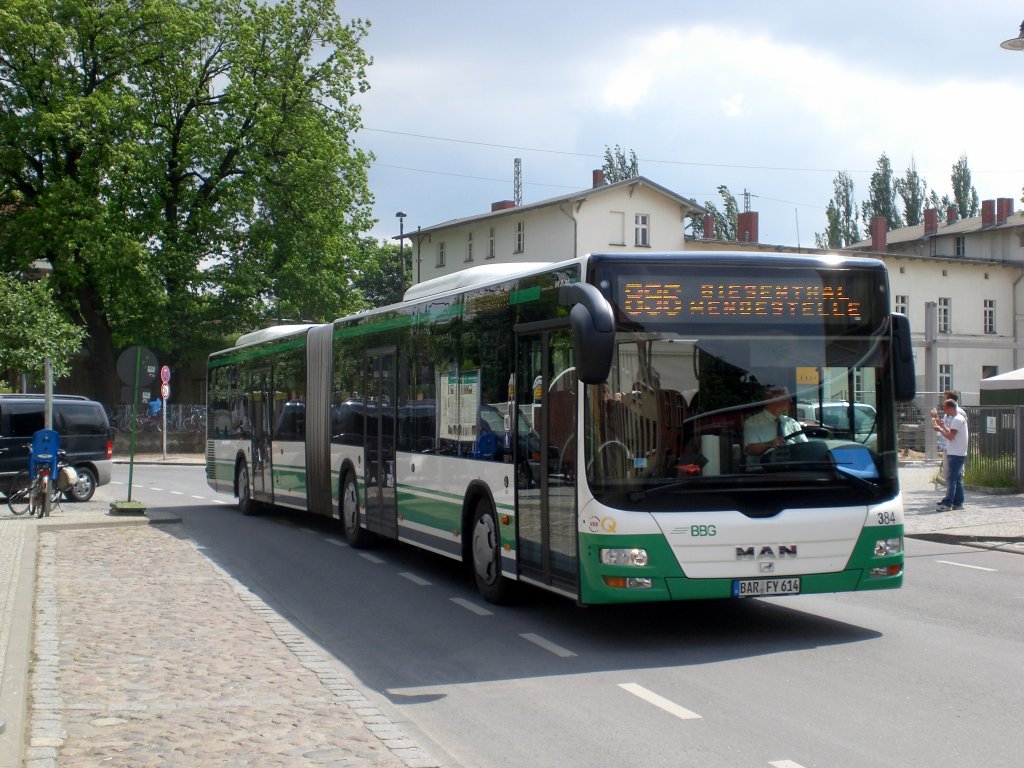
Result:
[114, 464, 1024, 768]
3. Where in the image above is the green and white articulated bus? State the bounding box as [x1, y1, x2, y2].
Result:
[207, 252, 915, 605]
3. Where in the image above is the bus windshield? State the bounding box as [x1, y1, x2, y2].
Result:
[585, 259, 898, 511]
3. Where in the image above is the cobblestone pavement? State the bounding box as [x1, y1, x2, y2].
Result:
[899, 463, 1024, 553]
[24, 524, 441, 768]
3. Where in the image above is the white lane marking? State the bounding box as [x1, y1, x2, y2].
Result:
[325, 539, 349, 548]
[520, 633, 577, 658]
[937, 560, 997, 572]
[769, 761, 808, 768]
[169, 491, 183, 495]
[399, 572, 431, 586]
[359, 552, 385, 564]
[450, 597, 493, 616]
[618, 683, 702, 720]
[190, 495, 205, 499]
[150, 487, 164, 491]
[212, 499, 229, 504]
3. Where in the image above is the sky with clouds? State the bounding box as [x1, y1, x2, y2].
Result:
[339, 1, 1024, 247]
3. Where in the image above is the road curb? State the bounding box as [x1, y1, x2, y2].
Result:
[906, 532, 1024, 554]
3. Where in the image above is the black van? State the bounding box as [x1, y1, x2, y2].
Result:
[0, 394, 113, 501]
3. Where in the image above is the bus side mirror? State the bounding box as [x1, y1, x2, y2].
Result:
[559, 283, 614, 384]
[891, 313, 915, 402]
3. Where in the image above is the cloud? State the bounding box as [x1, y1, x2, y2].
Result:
[719, 94, 748, 119]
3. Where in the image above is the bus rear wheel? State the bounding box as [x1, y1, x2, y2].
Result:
[470, 498, 513, 604]
[237, 461, 259, 516]
[341, 471, 373, 548]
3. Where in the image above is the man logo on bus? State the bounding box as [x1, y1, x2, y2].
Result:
[735, 544, 798, 559]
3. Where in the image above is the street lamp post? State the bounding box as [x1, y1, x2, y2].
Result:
[28, 258, 55, 430]
[1000, 18, 1024, 50]
[395, 211, 407, 296]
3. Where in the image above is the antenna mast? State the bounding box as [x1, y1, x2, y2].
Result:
[514, 158, 522, 207]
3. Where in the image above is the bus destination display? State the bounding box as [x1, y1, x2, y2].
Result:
[619, 277, 865, 323]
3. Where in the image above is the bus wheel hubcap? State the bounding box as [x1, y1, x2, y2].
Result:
[472, 514, 497, 582]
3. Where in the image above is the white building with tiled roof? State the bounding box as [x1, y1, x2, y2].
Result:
[404, 172, 706, 285]
[849, 198, 1024, 402]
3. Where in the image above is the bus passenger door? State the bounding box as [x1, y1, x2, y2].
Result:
[364, 350, 398, 538]
[516, 328, 578, 594]
[249, 368, 273, 505]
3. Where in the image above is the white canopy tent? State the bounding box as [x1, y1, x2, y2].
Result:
[979, 368, 1024, 405]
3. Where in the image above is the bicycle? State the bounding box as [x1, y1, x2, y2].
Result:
[6, 438, 74, 518]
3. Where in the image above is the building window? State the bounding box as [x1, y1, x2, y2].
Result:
[634, 214, 650, 247]
[436, 242, 446, 268]
[955, 237, 965, 257]
[465, 232, 474, 262]
[894, 295, 908, 316]
[487, 228, 495, 259]
[982, 365, 998, 380]
[938, 297, 951, 333]
[514, 221, 525, 254]
[939, 364, 952, 394]
[978, 301, 995, 333]
[983, 299, 995, 334]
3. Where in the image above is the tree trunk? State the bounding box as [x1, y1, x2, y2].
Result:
[77, 286, 119, 405]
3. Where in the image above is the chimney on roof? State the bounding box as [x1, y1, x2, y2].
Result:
[923, 208, 938, 236]
[737, 211, 759, 243]
[997, 197, 1014, 224]
[870, 216, 887, 252]
[946, 205, 958, 224]
[592, 169, 605, 188]
[703, 213, 716, 240]
[491, 200, 516, 212]
[981, 199, 995, 226]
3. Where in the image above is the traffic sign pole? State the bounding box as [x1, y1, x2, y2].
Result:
[160, 367, 171, 460]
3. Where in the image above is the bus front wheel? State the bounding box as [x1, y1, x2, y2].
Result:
[471, 498, 513, 604]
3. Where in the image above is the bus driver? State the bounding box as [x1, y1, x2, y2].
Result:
[744, 386, 807, 463]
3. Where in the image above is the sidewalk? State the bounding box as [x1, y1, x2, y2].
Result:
[0, 467, 443, 768]
[898, 462, 1024, 552]
[0, 460, 1020, 766]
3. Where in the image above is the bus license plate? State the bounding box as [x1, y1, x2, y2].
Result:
[733, 577, 801, 597]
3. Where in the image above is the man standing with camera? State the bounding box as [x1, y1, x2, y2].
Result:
[932, 398, 968, 511]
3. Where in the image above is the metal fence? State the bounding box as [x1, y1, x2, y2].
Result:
[106, 403, 206, 435]
[964, 406, 1021, 490]
[897, 396, 1021, 491]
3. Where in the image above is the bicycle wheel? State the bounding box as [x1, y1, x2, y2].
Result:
[7, 471, 32, 516]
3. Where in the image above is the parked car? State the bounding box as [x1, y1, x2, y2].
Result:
[795, 401, 878, 449]
[0, 394, 113, 501]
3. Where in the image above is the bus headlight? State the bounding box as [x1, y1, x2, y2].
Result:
[600, 548, 649, 567]
[874, 537, 903, 557]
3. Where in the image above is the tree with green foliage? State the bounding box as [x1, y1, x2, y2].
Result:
[602, 145, 639, 183]
[928, 190, 956, 218]
[896, 159, 929, 227]
[951, 153, 980, 218]
[0, 0, 375, 403]
[350, 237, 409, 308]
[691, 185, 739, 241]
[861, 153, 900, 235]
[815, 171, 860, 248]
[0, 274, 85, 389]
